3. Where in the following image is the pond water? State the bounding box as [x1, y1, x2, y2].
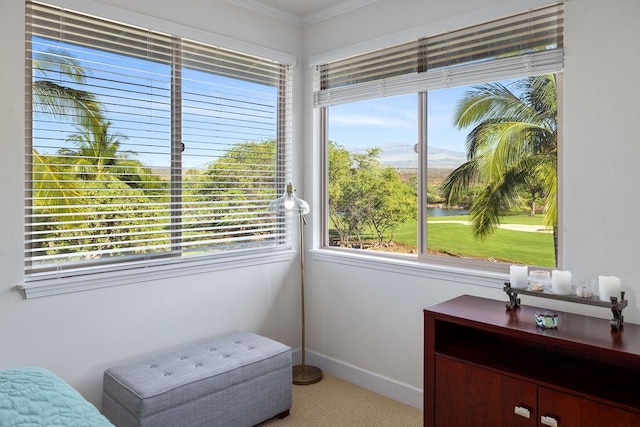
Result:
[427, 207, 469, 217]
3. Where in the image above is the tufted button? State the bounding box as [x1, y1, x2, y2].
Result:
[222, 354, 230, 358]
[209, 348, 217, 352]
[163, 373, 171, 377]
[248, 346, 255, 350]
[150, 365, 157, 368]
[180, 356, 187, 360]
[234, 341, 241, 344]
[195, 363, 202, 367]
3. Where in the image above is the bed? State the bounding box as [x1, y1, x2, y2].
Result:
[0, 367, 113, 426]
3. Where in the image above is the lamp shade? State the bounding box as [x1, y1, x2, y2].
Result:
[269, 183, 309, 216]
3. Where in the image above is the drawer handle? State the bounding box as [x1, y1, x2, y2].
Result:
[541, 415, 559, 427]
[514, 406, 531, 419]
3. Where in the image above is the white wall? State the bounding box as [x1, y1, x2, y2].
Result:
[0, 0, 304, 407]
[302, 0, 640, 409]
[3, 0, 640, 415]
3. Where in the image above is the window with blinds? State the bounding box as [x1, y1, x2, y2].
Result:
[318, 3, 564, 271]
[24, 1, 292, 291]
[314, 3, 563, 107]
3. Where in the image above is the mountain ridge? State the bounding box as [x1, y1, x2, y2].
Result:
[366, 142, 466, 169]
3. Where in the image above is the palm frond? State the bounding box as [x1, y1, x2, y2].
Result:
[440, 156, 483, 205]
[31, 149, 84, 220]
[446, 74, 559, 245]
[33, 49, 88, 84]
[470, 166, 529, 240]
[33, 80, 104, 129]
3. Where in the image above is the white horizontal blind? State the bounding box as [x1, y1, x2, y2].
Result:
[25, 1, 291, 282]
[314, 3, 563, 107]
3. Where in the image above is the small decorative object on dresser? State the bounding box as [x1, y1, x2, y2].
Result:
[503, 281, 627, 329]
[599, 275, 622, 302]
[534, 311, 559, 328]
[551, 269, 572, 295]
[509, 265, 528, 289]
[529, 270, 550, 292]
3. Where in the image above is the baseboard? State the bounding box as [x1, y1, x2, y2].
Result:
[292, 348, 423, 410]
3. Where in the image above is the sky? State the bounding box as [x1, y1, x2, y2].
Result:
[327, 86, 473, 157]
[34, 33, 516, 172]
[33, 36, 279, 171]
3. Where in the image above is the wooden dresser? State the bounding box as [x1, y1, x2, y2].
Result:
[424, 295, 640, 427]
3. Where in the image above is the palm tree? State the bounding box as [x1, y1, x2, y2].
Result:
[60, 120, 131, 181]
[440, 74, 558, 264]
[32, 49, 104, 129]
[31, 149, 83, 218]
[30, 49, 106, 208]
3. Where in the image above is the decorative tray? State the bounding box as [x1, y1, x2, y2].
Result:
[503, 282, 627, 329]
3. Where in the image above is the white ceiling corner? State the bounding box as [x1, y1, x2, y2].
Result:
[223, 0, 381, 26]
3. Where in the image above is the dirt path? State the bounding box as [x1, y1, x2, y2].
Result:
[429, 220, 552, 233]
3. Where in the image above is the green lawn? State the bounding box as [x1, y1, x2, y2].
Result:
[426, 222, 554, 266]
[364, 214, 555, 267]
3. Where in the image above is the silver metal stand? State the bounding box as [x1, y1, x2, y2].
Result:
[292, 215, 322, 385]
[503, 282, 627, 329]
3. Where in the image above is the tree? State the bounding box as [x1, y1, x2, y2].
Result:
[60, 120, 165, 192]
[31, 49, 106, 211]
[60, 121, 132, 181]
[367, 167, 416, 245]
[440, 74, 558, 264]
[30, 149, 84, 221]
[35, 179, 170, 261]
[183, 140, 277, 235]
[328, 142, 416, 248]
[32, 49, 104, 130]
[327, 142, 354, 245]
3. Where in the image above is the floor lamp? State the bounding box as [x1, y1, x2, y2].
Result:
[269, 182, 323, 385]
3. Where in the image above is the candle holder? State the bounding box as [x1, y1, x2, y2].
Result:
[503, 282, 628, 330]
[529, 270, 551, 292]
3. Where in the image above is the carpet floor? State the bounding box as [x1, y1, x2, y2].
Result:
[257, 375, 423, 426]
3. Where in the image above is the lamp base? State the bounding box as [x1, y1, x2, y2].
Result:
[292, 364, 323, 385]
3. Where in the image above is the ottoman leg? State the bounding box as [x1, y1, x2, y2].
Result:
[277, 409, 290, 419]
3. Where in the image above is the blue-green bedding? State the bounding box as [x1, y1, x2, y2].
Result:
[0, 367, 113, 426]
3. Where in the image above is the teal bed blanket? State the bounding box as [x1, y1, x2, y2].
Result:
[0, 367, 113, 426]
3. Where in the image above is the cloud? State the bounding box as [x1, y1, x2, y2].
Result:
[427, 112, 453, 129]
[331, 112, 415, 129]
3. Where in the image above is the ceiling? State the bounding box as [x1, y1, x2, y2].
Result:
[224, 0, 380, 26]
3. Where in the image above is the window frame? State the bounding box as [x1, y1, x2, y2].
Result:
[316, 75, 564, 278]
[315, 3, 564, 277]
[20, 1, 296, 298]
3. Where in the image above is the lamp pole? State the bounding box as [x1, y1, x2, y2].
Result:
[293, 213, 322, 385]
[269, 182, 322, 385]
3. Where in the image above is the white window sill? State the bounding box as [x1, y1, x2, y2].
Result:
[309, 248, 507, 288]
[17, 250, 295, 299]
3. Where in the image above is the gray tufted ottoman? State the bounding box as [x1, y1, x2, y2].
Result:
[102, 332, 291, 427]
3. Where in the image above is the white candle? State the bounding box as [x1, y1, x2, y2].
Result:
[598, 276, 621, 302]
[510, 265, 528, 289]
[551, 270, 572, 295]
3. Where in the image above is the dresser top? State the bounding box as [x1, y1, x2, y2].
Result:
[426, 295, 640, 358]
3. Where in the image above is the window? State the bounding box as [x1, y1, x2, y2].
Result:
[23, 1, 292, 296]
[317, 4, 563, 271]
[327, 95, 419, 253]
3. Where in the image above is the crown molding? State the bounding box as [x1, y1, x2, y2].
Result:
[302, 0, 380, 26]
[224, 0, 380, 27]
[224, 0, 303, 25]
